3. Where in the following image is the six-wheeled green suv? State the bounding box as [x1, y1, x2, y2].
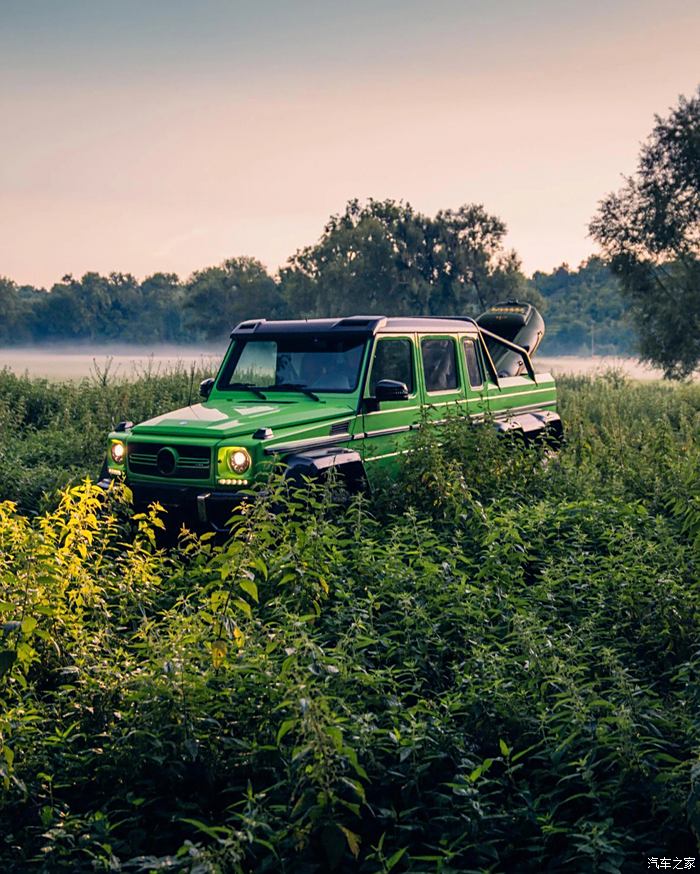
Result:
[101, 301, 561, 530]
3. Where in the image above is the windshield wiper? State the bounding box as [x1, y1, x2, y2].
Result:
[265, 383, 322, 402]
[227, 382, 267, 400]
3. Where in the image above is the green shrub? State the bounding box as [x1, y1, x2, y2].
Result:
[0, 366, 208, 514]
[0, 373, 698, 870]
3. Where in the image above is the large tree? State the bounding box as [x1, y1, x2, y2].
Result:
[139, 273, 183, 342]
[183, 257, 286, 340]
[35, 272, 142, 341]
[590, 87, 700, 378]
[279, 199, 530, 319]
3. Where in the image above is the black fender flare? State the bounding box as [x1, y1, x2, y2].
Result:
[282, 446, 368, 493]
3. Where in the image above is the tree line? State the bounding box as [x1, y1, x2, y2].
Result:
[0, 199, 628, 354]
[1, 85, 697, 372]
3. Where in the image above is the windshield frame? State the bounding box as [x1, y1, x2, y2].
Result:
[214, 333, 370, 396]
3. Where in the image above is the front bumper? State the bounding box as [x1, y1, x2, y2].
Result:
[98, 478, 248, 531]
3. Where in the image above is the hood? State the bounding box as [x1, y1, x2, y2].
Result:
[131, 398, 356, 440]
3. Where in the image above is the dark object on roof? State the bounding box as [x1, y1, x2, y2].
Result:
[476, 301, 545, 377]
[231, 315, 485, 337]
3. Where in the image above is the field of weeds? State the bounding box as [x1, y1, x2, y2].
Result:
[0, 369, 698, 871]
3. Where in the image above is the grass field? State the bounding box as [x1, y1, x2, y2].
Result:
[0, 369, 698, 871]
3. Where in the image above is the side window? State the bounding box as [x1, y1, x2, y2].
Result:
[369, 337, 414, 395]
[463, 338, 483, 389]
[421, 337, 459, 393]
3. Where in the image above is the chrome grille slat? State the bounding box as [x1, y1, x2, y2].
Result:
[127, 441, 212, 480]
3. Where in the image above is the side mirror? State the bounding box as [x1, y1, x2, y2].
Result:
[199, 377, 215, 399]
[375, 379, 409, 402]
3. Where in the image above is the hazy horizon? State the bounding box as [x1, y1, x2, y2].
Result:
[0, 346, 673, 383]
[2, 0, 699, 287]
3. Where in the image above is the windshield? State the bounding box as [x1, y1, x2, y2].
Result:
[218, 334, 367, 393]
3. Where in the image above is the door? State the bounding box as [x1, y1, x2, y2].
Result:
[461, 335, 488, 421]
[478, 332, 555, 422]
[361, 335, 420, 483]
[419, 335, 465, 423]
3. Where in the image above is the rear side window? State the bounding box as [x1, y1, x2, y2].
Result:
[369, 337, 414, 394]
[421, 338, 459, 392]
[463, 338, 484, 389]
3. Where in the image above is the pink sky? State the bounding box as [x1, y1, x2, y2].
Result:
[1, 0, 698, 287]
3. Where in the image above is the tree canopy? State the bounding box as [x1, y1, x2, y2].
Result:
[183, 257, 287, 340]
[530, 258, 632, 356]
[279, 199, 533, 318]
[590, 87, 700, 377]
[0, 198, 632, 352]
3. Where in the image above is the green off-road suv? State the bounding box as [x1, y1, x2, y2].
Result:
[101, 302, 561, 530]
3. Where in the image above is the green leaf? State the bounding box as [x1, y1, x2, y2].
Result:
[511, 742, 540, 763]
[232, 597, 252, 619]
[339, 799, 361, 817]
[250, 556, 268, 580]
[338, 824, 361, 859]
[386, 847, 408, 870]
[21, 617, 37, 636]
[499, 738, 511, 757]
[345, 747, 368, 780]
[239, 578, 259, 603]
[276, 719, 296, 745]
[468, 765, 482, 782]
[179, 817, 231, 839]
[468, 758, 493, 782]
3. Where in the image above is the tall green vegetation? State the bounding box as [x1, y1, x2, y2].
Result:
[591, 86, 700, 377]
[0, 371, 699, 870]
[0, 365, 208, 515]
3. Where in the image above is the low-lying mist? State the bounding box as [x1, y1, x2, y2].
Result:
[0, 344, 224, 380]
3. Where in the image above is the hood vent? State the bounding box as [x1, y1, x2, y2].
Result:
[253, 427, 274, 440]
[329, 420, 350, 436]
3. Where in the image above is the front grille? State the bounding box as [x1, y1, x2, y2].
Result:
[128, 442, 211, 480]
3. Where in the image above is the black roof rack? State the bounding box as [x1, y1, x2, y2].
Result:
[230, 314, 483, 337]
[231, 316, 387, 337]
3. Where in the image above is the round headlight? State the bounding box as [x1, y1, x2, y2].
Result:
[110, 441, 125, 464]
[227, 448, 251, 474]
